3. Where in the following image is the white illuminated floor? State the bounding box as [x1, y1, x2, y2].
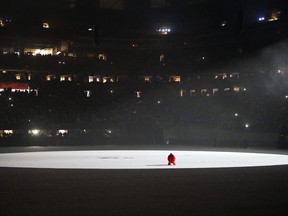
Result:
[1, 150, 288, 169]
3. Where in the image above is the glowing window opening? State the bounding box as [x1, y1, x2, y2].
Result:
[43, 22, 49, 29]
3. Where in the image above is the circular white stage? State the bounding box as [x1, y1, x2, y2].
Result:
[1, 150, 288, 169]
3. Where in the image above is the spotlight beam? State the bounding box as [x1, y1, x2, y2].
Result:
[1, 150, 288, 169]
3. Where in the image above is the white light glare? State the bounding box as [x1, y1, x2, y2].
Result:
[43, 22, 49, 29]
[221, 20, 227, 27]
[258, 17, 265, 21]
[30, 129, 40, 136]
[2, 151, 288, 169]
[59, 130, 68, 134]
[157, 27, 171, 35]
[4, 130, 13, 135]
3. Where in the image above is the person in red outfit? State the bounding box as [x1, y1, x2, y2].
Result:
[168, 153, 176, 165]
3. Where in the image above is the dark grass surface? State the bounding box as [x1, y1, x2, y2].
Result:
[1, 146, 288, 216]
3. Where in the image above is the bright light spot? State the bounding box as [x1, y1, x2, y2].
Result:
[258, 17, 265, 22]
[170, 76, 181, 82]
[157, 100, 161, 104]
[88, 27, 93, 31]
[233, 86, 240, 92]
[157, 27, 171, 35]
[0, 19, 4, 27]
[221, 20, 227, 27]
[104, 129, 112, 137]
[33, 48, 52, 56]
[29, 129, 40, 136]
[285, 95, 288, 99]
[60, 75, 72, 82]
[4, 130, 13, 135]
[98, 54, 107, 61]
[268, 10, 281, 22]
[58, 130, 68, 137]
[144, 76, 152, 82]
[84, 90, 91, 97]
[180, 89, 186, 97]
[16, 74, 21, 80]
[160, 54, 165, 62]
[245, 124, 249, 128]
[43, 22, 49, 28]
[135, 91, 142, 98]
[212, 89, 218, 95]
[234, 113, 239, 117]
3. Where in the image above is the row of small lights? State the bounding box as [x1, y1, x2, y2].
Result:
[4, 87, 288, 101]
[2, 120, 250, 138]
[1, 129, 114, 137]
[1, 129, 68, 136]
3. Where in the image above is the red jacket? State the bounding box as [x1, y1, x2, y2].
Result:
[168, 153, 176, 163]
